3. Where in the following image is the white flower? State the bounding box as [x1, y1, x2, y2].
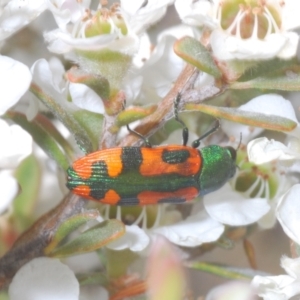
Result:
[9, 257, 79, 300]
[0, 171, 18, 215]
[123, 25, 194, 105]
[203, 183, 270, 226]
[220, 95, 299, 229]
[207, 281, 256, 300]
[245, 95, 300, 233]
[175, 0, 300, 60]
[44, 2, 139, 55]
[107, 224, 150, 252]
[0, 119, 32, 169]
[0, 0, 46, 41]
[0, 56, 32, 115]
[30, 58, 103, 118]
[120, 0, 174, 34]
[276, 184, 300, 245]
[153, 209, 225, 247]
[252, 256, 300, 300]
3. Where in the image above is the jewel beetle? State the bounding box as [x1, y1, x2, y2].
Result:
[66, 94, 237, 205]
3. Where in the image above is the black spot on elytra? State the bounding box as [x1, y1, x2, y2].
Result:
[162, 149, 190, 164]
[118, 197, 140, 206]
[158, 196, 186, 204]
[121, 147, 143, 172]
[88, 161, 110, 200]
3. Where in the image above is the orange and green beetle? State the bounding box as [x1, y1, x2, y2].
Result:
[67, 94, 237, 205]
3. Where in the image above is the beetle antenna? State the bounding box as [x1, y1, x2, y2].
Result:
[236, 132, 242, 151]
[174, 93, 189, 146]
[173, 68, 199, 146]
[192, 119, 220, 148]
[123, 99, 152, 148]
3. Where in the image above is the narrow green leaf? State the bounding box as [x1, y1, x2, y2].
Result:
[49, 220, 125, 258]
[6, 111, 69, 170]
[72, 110, 103, 152]
[231, 67, 300, 91]
[185, 103, 297, 132]
[44, 210, 100, 255]
[30, 83, 93, 154]
[174, 36, 222, 78]
[67, 68, 110, 100]
[239, 58, 298, 81]
[34, 114, 74, 160]
[116, 105, 157, 127]
[184, 261, 258, 280]
[13, 155, 41, 229]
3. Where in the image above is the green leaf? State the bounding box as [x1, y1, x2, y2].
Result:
[6, 111, 70, 170]
[72, 110, 103, 152]
[76, 49, 132, 91]
[184, 261, 267, 280]
[49, 219, 125, 258]
[77, 272, 108, 286]
[239, 58, 298, 82]
[30, 83, 93, 154]
[174, 36, 222, 78]
[67, 68, 110, 100]
[34, 114, 74, 160]
[13, 155, 40, 230]
[44, 210, 101, 255]
[116, 105, 157, 127]
[231, 66, 300, 91]
[185, 103, 297, 132]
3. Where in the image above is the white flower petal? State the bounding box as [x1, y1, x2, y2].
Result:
[175, 0, 216, 28]
[31, 58, 66, 94]
[0, 56, 32, 115]
[121, 0, 174, 34]
[0, 119, 32, 168]
[204, 184, 270, 226]
[221, 120, 263, 143]
[240, 94, 298, 123]
[281, 1, 300, 30]
[45, 29, 138, 54]
[0, 171, 18, 214]
[257, 205, 277, 229]
[252, 274, 298, 300]
[0, 0, 46, 41]
[206, 281, 256, 300]
[153, 210, 224, 247]
[136, 34, 185, 102]
[210, 30, 287, 61]
[9, 257, 79, 300]
[248, 137, 300, 165]
[106, 225, 150, 252]
[252, 256, 300, 299]
[277, 184, 300, 245]
[69, 83, 104, 114]
[281, 256, 300, 278]
[277, 32, 299, 59]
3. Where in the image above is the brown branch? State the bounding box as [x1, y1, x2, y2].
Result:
[119, 64, 223, 147]
[0, 193, 86, 289]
